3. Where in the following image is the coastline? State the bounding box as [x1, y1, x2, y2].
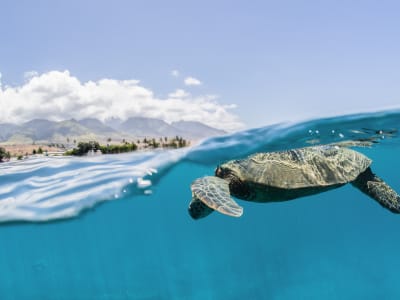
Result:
[0, 138, 197, 160]
[0, 144, 65, 158]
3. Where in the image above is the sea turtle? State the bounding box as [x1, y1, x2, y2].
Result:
[188, 145, 400, 219]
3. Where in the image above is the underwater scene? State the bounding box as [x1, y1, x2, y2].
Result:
[0, 109, 400, 300]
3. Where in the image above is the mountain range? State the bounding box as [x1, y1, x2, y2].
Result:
[0, 117, 226, 144]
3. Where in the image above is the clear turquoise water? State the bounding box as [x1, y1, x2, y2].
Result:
[0, 110, 399, 299]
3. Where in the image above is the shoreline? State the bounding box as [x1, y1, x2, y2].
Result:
[1, 138, 198, 160]
[0, 144, 65, 158]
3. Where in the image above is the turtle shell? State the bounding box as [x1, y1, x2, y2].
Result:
[225, 146, 372, 189]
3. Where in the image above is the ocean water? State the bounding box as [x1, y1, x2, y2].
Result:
[0, 110, 400, 299]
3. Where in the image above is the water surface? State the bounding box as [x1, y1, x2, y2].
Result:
[0, 110, 399, 299]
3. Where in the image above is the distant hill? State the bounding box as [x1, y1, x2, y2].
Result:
[54, 119, 92, 137]
[0, 123, 21, 142]
[6, 119, 92, 144]
[0, 117, 226, 145]
[118, 117, 226, 139]
[118, 117, 186, 137]
[78, 118, 117, 135]
[171, 121, 226, 139]
[22, 119, 57, 140]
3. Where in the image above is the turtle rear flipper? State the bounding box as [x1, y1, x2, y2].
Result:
[189, 176, 243, 219]
[352, 167, 400, 213]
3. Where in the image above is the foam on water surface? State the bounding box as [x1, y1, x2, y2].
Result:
[0, 109, 399, 223]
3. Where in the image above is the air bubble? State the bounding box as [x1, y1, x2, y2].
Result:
[137, 177, 152, 188]
[144, 190, 153, 195]
[149, 168, 158, 174]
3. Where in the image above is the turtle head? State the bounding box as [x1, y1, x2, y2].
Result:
[215, 161, 240, 179]
[215, 165, 229, 178]
[215, 162, 251, 199]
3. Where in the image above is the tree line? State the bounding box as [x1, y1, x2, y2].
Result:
[0, 136, 190, 161]
[65, 136, 189, 156]
[0, 147, 11, 162]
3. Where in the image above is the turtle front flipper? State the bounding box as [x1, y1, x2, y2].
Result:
[352, 167, 400, 213]
[189, 176, 243, 219]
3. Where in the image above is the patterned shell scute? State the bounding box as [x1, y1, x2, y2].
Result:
[240, 146, 372, 189]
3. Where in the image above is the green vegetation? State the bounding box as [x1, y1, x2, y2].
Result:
[65, 141, 137, 156]
[47, 143, 66, 149]
[0, 147, 11, 162]
[148, 138, 160, 148]
[100, 143, 137, 154]
[65, 136, 189, 156]
[65, 141, 101, 156]
[140, 136, 189, 149]
[31, 147, 44, 155]
[164, 136, 188, 148]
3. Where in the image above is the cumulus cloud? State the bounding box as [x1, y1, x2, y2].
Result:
[168, 89, 190, 98]
[0, 70, 243, 131]
[24, 70, 39, 80]
[184, 76, 202, 86]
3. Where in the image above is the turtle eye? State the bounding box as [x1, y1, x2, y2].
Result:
[215, 166, 230, 178]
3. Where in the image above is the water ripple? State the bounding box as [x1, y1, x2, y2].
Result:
[0, 109, 399, 223]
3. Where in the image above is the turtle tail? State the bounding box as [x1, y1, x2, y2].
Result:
[352, 167, 400, 213]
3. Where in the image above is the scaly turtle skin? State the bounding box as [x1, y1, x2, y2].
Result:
[188, 145, 400, 219]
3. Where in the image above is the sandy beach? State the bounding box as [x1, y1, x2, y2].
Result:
[1, 144, 65, 157]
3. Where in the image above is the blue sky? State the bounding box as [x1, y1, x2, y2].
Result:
[1, 0, 400, 129]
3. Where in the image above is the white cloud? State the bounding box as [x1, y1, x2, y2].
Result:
[168, 89, 189, 98]
[184, 76, 202, 86]
[0, 70, 243, 131]
[0, 72, 2, 88]
[24, 70, 39, 80]
[171, 70, 180, 77]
